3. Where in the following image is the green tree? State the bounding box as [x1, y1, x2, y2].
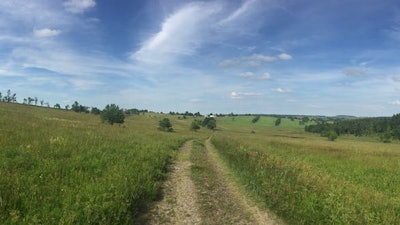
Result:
[202, 117, 216, 130]
[3, 89, 16, 103]
[327, 130, 338, 141]
[275, 117, 281, 126]
[380, 129, 392, 143]
[91, 107, 101, 115]
[71, 101, 80, 112]
[100, 104, 125, 125]
[54, 103, 61, 109]
[252, 115, 261, 123]
[27, 97, 33, 105]
[159, 118, 173, 132]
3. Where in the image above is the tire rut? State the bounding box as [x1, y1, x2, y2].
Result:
[204, 138, 282, 225]
[143, 140, 201, 225]
[142, 138, 282, 225]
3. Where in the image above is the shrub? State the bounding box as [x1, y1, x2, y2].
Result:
[100, 104, 125, 125]
[327, 130, 338, 141]
[190, 120, 201, 131]
[252, 115, 260, 123]
[275, 118, 281, 126]
[159, 118, 173, 132]
[202, 117, 216, 130]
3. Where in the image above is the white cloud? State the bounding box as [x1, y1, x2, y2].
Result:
[220, 53, 292, 68]
[278, 53, 292, 60]
[240, 72, 255, 79]
[10, 46, 134, 79]
[260, 72, 272, 80]
[70, 78, 102, 90]
[33, 28, 61, 38]
[249, 54, 276, 62]
[63, 0, 96, 14]
[271, 88, 292, 93]
[230, 91, 261, 99]
[390, 100, 400, 105]
[0, 68, 11, 76]
[131, 2, 221, 64]
[220, 0, 259, 25]
[240, 72, 271, 80]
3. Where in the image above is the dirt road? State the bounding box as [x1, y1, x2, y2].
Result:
[142, 139, 282, 224]
[143, 140, 201, 224]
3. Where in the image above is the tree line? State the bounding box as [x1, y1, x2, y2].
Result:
[0, 90, 17, 103]
[305, 114, 400, 142]
[1, 89, 216, 130]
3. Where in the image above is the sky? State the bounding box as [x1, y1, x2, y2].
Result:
[1, 0, 400, 116]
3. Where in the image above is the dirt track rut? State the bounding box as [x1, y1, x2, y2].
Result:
[144, 140, 201, 224]
[143, 139, 282, 224]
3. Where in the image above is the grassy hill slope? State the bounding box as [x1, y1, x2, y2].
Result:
[0, 102, 201, 224]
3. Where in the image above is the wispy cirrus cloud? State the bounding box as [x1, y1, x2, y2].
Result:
[239, 71, 271, 80]
[131, 0, 285, 66]
[271, 87, 292, 93]
[219, 53, 292, 68]
[220, 0, 259, 25]
[230, 91, 261, 99]
[63, 0, 96, 14]
[131, 2, 221, 64]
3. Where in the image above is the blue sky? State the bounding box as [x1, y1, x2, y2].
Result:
[1, 0, 400, 116]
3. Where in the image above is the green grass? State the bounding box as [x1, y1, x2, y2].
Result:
[3, 102, 400, 224]
[211, 119, 400, 224]
[222, 115, 313, 128]
[0, 102, 204, 224]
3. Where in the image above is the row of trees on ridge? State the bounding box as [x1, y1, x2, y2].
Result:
[305, 114, 400, 142]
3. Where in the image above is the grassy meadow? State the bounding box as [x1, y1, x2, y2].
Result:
[2, 102, 400, 224]
[0, 102, 205, 224]
[213, 117, 400, 224]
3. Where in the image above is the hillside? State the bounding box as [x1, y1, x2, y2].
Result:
[0, 102, 196, 224]
[2, 102, 400, 224]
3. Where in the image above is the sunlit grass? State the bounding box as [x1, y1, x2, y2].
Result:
[0, 103, 204, 224]
[222, 115, 313, 128]
[211, 119, 400, 224]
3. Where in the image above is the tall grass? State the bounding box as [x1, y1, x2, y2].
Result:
[0, 103, 193, 224]
[211, 130, 400, 224]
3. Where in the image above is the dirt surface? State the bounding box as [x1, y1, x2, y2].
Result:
[141, 139, 282, 225]
[143, 140, 201, 225]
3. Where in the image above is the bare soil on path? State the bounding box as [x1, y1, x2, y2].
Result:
[142, 140, 201, 224]
[141, 139, 282, 224]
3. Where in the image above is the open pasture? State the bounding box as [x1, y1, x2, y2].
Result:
[212, 118, 400, 224]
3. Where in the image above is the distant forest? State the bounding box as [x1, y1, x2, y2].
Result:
[305, 114, 400, 142]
